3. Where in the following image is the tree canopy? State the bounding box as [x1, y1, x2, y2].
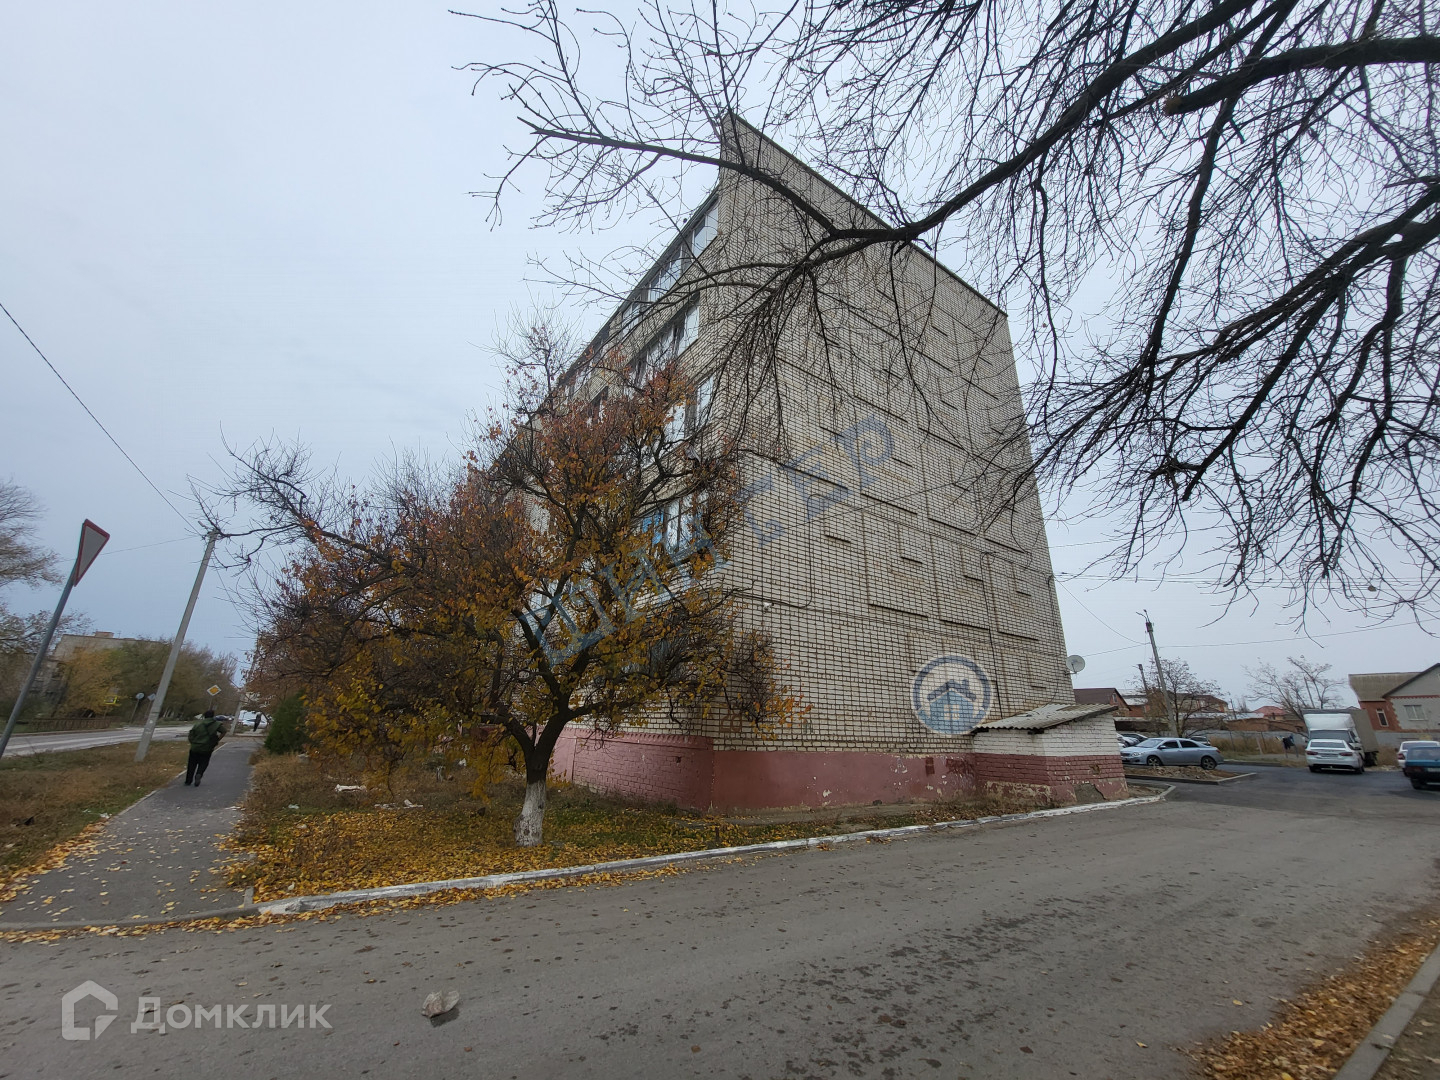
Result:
[228, 322, 799, 845]
[466, 0, 1440, 618]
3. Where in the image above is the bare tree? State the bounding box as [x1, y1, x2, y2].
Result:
[1131, 657, 1226, 736]
[0, 481, 57, 593]
[463, 0, 1440, 617]
[0, 482, 66, 704]
[1246, 655, 1345, 720]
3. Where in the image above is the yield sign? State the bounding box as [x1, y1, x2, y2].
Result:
[72, 520, 110, 585]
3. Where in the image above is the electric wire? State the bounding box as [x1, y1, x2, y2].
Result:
[2, 300, 192, 528]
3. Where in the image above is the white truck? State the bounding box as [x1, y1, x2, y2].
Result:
[1303, 709, 1379, 766]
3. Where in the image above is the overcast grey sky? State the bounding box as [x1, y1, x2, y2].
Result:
[2, 2, 1434, 707]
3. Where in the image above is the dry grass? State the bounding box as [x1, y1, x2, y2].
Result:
[0, 742, 189, 890]
[227, 751, 1061, 901]
[1191, 912, 1440, 1080]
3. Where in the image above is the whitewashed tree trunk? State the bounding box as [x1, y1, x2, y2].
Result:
[514, 778, 547, 847]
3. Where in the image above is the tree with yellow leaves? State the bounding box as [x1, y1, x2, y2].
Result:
[228, 318, 799, 845]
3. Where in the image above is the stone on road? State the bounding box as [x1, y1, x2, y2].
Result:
[0, 739, 256, 926]
[1, 767, 1435, 1079]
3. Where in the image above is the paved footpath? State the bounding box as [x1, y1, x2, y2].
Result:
[0, 767, 1435, 1079]
[0, 738, 257, 926]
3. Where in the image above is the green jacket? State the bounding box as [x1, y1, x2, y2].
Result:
[188, 717, 225, 752]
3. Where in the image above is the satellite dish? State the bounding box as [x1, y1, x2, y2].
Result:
[1065, 655, 1087, 675]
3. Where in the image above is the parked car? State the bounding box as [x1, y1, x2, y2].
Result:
[1305, 738, 1365, 773]
[1119, 738, 1224, 770]
[1397, 740, 1440, 768]
[1116, 733, 1146, 748]
[1399, 742, 1440, 789]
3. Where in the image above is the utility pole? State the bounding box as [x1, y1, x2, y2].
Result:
[135, 531, 217, 762]
[0, 521, 109, 760]
[1142, 611, 1181, 736]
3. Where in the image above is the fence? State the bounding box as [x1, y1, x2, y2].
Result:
[1207, 731, 1294, 757]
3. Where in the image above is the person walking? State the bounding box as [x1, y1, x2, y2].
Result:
[184, 709, 226, 787]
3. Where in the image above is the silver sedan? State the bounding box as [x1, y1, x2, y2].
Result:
[1119, 737, 1225, 770]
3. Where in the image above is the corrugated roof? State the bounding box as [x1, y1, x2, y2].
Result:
[1349, 671, 1420, 702]
[975, 702, 1116, 732]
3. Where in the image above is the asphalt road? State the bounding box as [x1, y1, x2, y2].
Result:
[3, 767, 1437, 1080]
[1, 726, 188, 757]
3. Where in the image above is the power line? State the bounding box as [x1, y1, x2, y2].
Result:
[1055, 578, 1142, 644]
[2, 300, 192, 528]
[1067, 618, 1430, 661]
[102, 536, 194, 555]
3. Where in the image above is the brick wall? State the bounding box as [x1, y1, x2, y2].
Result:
[549, 123, 1110, 810]
[556, 729, 715, 808]
[555, 722, 1125, 810]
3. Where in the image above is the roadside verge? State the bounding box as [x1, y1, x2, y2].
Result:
[0, 785, 1171, 932]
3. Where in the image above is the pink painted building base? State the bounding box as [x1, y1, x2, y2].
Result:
[551, 722, 1125, 811]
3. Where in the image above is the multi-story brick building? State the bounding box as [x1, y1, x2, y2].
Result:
[551, 120, 1121, 809]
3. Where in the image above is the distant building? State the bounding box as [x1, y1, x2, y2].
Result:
[1225, 706, 1303, 733]
[1074, 687, 1134, 714]
[1351, 667, 1440, 741]
[39, 631, 146, 709]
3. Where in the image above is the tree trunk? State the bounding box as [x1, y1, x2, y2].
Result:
[513, 776, 547, 847]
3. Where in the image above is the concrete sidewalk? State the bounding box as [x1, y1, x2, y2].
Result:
[0, 737, 257, 926]
[1365, 943, 1440, 1080]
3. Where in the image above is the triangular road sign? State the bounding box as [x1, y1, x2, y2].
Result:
[72, 520, 110, 585]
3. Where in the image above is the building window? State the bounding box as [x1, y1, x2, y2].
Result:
[664, 402, 687, 445]
[633, 302, 701, 381]
[620, 199, 719, 335]
[691, 374, 714, 432]
[1378, 709, 1388, 727]
[1403, 703, 1425, 722]
[690, 202, 717, 254]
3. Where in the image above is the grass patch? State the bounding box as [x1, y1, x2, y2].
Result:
[1, 742, 189, 889]
[228, 752, 1063, 901]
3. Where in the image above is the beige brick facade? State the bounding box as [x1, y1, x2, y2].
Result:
[555, 121, 1105, 808]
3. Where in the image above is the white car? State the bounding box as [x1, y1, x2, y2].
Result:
[1397, 740, 1440, 768]
[1306, 738, 1365, 773]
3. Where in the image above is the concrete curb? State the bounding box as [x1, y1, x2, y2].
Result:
[1123, 770, 1257, 786]
[1332, 938, 1440, 1080]
[0, 785, 1171, 931]
[256, 786, 1173, 916]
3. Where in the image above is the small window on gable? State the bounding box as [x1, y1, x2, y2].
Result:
[1378, 711, 1389, 726]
